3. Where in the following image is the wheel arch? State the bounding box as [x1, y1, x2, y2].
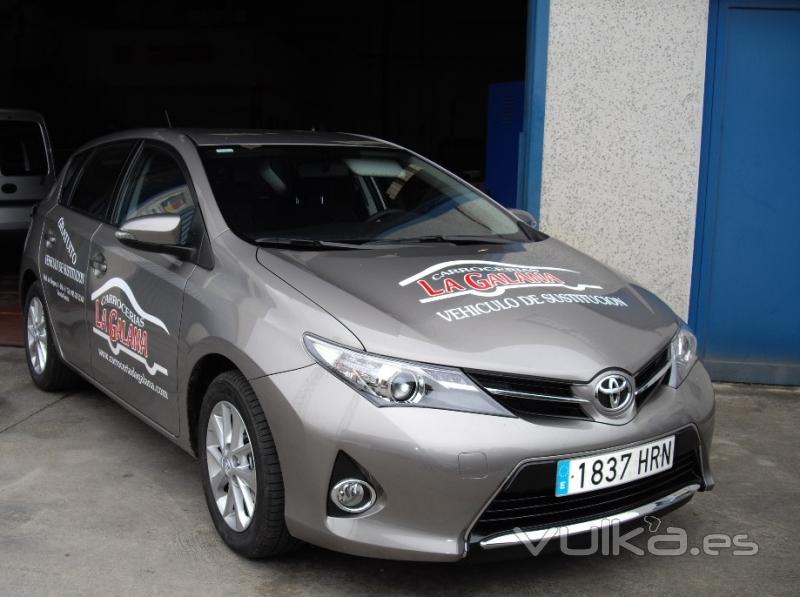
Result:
[184, 342, 269, 456]
[186, 353, 239, 456]
[19, 268, 38, 308]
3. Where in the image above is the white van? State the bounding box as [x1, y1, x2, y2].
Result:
[0, 109, 55, 231]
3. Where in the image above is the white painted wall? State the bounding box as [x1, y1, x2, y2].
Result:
[539, 0, 709, 318]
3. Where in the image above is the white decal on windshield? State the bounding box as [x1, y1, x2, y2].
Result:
[399, 260, 603, 303]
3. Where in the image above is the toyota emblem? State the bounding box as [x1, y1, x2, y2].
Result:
[595, 373, 633, 411]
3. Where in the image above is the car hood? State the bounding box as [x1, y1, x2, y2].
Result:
[256, 238, 678, 381]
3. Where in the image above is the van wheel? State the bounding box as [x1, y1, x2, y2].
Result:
[24, 282, 79, 391]
[199, 370, 300, 558]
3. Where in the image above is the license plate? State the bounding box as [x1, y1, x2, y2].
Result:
[555, 435, 675, 497]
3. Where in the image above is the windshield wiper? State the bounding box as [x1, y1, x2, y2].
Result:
[366, 235, 515, 246]
[253, 237, 371, 250]
[254, 235, 517, 249]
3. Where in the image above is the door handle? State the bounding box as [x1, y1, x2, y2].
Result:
[90, 253, 107, 277]
[45, 230, 57, 249]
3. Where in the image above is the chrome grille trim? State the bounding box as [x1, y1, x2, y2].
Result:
[481, 386, 590, 403]
[635, 361, 672, 396]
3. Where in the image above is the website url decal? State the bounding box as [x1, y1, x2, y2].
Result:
[97, 348, 169, 400]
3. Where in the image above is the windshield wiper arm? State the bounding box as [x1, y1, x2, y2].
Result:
[254, 235, 516, 249]
[367, 235, 514, 245]
[253, 237, 370, 250]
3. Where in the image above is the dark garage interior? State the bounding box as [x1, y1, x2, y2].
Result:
[0, 0, 527, 342]
[0, 1, 527, 176]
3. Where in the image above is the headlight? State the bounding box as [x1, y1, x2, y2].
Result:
[303, 334, 512, 417]
[668, 324, 698, 388]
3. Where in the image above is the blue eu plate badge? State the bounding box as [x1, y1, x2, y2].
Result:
[556, 459, 571, 497]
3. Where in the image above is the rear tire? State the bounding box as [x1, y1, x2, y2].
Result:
[24, 282, 80, 391]
[199, 370, 300, 558]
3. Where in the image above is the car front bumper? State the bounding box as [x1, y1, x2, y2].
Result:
[251, 361, 715, 562]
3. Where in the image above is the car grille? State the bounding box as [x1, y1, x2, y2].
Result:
[465, 371, 589, 420]
[467, 343, 671, 421]
[469, 427, 704, 544]
[634, 344, 672, 407]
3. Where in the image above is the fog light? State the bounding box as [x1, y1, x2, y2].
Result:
[330, 478, 376, 514]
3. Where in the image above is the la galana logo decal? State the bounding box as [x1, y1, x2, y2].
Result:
[399, 260, 603, 303]
[91, 278, 169, 377]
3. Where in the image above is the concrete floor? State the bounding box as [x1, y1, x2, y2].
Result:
[0, 345, 797, 596]
[0, 233, 25, 346]
[0, 274, 23, 347]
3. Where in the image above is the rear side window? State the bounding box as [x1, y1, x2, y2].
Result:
[69, 141, 135, 220]
[59, 151, 90, 205]
[117, 146, 195, 245]
[0, 120, 47, 176]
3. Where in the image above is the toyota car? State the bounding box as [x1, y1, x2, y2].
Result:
[19, 129, 714, 561]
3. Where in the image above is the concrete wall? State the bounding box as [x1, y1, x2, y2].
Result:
[538, 0, 709, 318]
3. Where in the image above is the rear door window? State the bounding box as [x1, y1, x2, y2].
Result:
[0, 120, 47, 176]
[68, 141, 135, 220]
[59, 151, 91, 205]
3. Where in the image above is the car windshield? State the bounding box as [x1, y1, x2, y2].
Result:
[199, 145, 540, 245]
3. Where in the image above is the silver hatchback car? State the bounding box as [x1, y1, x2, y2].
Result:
[20, 129, 714, 561]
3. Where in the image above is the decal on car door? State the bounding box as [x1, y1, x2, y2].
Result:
[41, 217, 86, 304]
[91, 277, 170, 399]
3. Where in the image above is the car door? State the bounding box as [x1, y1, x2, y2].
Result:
[0, 117, 55, 231]
[87, 142, 200, 435]
[39, 142, 135, 374]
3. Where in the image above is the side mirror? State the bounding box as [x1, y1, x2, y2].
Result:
[115, 214, 193, 259]
[509, 208, 538, 229]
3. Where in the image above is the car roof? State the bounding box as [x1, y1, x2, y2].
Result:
[184, 129, 389, 147]
[77, 128, 393, 153]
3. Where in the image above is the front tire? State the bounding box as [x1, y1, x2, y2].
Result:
[24, 282, 79, 391]
[199, 370, 299, 558]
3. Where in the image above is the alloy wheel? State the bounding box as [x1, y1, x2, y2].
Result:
[27, 297, 48, 375]
[206, 400, 257, 531]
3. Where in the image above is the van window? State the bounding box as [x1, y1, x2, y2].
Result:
[0, 121, 47, 176]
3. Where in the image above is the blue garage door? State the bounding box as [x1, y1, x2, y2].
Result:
[692, 0, 800, 385]
[485, 81, 524, 209]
